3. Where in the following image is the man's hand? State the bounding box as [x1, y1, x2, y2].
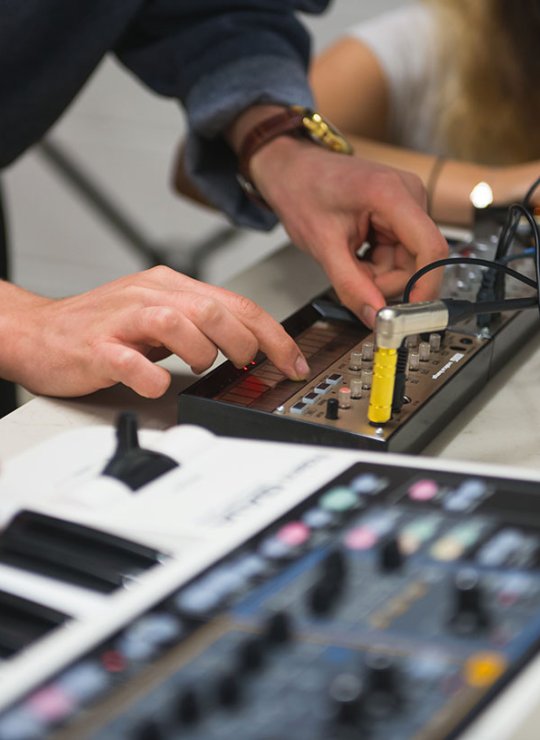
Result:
[0, 268, 310, 398]
[249, 131, 449, 327]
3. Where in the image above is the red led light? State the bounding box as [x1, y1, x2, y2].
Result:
[101, 649, 127, 673]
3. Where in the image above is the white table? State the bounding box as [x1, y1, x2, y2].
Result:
[2, 243, 540, 739]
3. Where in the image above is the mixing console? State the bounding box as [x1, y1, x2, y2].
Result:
[178, 238, 538, 452]
[1, 423, 540, 738]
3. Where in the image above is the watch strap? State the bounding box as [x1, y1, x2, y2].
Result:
[238, 108, 305, 187]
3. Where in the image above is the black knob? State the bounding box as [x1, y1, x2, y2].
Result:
[379, 535, 404, 572]
[321, 548, 347, 583]
[216, 672, 242, 708]
[308, 579, 339, 615]
[325, 398, 339, 420]
[238, 636, 265, 672]
[102, 412, 179, 491]
[265, 610, 292, 644]
[329, 673, 364, 725]
[364, 652, 401, 716]
[176, 688, 200, 725]
[448, 569, 490, 635]
[132, 720, 163, 740]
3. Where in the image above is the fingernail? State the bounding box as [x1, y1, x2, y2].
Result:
[294, 355, 310, 380]
[360, 305, 377, 328]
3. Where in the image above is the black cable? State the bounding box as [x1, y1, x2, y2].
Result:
[403, 256, 537, 303]
[496, 203, 540, 315]
[495, 205, 521, 262]
[444, 296, 538, 325]
[523, 176, 540, 207]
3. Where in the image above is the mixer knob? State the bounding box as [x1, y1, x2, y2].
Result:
[308, 579, 340, 615]
[329, 672, 364, 725]
[418, 341, 431, 362]
[379, 535, 404, 572]
[322, 548, 347, 583]
[349, 351, 363, 371]
[265, 610, 292, 644]
[132, 719, 164, 740]
[238, 636, 265, 672]
[325, 398, 339, 420]
[361, 341, 374, 362]
[176, 688, 200, 725]
[364, 652, 402, 715]
[338, 386, 352, 409]
[216, 672, 242, 708]
[448, 569, 490, 635]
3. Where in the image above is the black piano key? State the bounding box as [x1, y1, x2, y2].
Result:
[0, 511, 167, 593]
[0, 590, 68, 658]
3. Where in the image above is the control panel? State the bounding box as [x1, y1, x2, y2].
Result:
[2, 427, 540, 739]
[177, 238, 538, 452]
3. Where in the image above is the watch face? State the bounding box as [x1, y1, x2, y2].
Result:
[293, 107, 353, 155]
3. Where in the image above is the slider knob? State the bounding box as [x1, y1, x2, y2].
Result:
[308, 575, 345, 615]
[322, 548, 348, 583]
[176, 688, 200, 725]
[379, 535, 404, 572]
[216, 673, 242, 708]
[132, 720, 164, 740]
[329, 673, 364, 725]
[364, 652, 401, 716]
[265, 610, 292, 644]
[449, 569, 490, 635]
[238, 636, 265, 672]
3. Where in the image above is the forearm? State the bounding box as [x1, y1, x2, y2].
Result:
[346, 134, 539, 227]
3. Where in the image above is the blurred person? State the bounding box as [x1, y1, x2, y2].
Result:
[0, 1, 447, 404]
[310, 0, 540, 227]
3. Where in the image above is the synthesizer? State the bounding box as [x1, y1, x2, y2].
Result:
[178, 235, 539, 453]
[1, 419, 540, 738]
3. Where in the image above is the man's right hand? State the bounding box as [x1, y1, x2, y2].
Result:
[0, 267, 310, 398]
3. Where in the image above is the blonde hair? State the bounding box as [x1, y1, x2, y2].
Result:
[427, 0, 540, 164]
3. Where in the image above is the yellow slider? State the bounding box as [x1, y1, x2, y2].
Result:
[368, 347, 398, 424]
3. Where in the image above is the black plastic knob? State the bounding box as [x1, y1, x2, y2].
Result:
[448, 569, 490, 635]
[325, 398, 339, 420]
[329, 673, 364, 725]
[364, 652, 401, 717]
[102, 412, 179, 491]
[265, 610, 292, 644]
[176, 688, 200, 725]
[216, 673, 242, 708]
[132, 720, 163, 740]
[379, 536, 404, 572]
[238, 636, 265, 672]
[322, 548, 347, 583]
[308, 579, 339, 615]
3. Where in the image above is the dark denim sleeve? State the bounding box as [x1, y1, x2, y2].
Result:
[115, 0, 331, 229]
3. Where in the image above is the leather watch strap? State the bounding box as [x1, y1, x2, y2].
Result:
[238, 108, 306, 198]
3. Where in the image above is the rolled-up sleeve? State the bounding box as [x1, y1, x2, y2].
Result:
[114, 0, 330, 228]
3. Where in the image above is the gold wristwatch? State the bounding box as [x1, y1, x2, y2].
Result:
[238, 105, 353, 205]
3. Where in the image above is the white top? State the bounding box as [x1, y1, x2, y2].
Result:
[349, 4, 445, 155]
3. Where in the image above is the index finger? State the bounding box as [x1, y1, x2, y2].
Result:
[369, 178, 449, 301]
[195, 285, 311, 381]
